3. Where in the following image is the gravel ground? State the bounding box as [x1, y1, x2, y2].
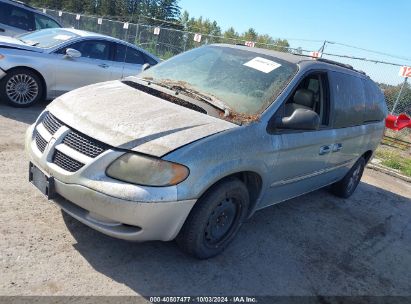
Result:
[0, 102, 411, 297]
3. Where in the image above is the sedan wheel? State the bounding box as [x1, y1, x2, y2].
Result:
[1, 69, 43, 107]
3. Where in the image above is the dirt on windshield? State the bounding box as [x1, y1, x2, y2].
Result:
[143, 78, 262, 124]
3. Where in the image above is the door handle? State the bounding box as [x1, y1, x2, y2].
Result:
[98, 63, 109, 68]
[319, 145, 331, 155]
[0, 28, 5, 32]
[332, 143, 343, 152]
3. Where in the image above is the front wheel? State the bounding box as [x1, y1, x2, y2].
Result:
[330, 157, 365, 198]
[176, 178, 250, 259]
[0, 68, 43, 107]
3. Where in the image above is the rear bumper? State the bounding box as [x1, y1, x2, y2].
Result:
[52, 179, 195, 241]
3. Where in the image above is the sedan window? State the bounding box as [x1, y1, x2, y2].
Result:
[67, 40, 111, 60]
[0, 3, 35, 31]
[34, 14, 60, 30]
[114, 44, 145, 64]
[0, 3, 7, 25]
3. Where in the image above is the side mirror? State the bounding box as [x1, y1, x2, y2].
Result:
[273, 108, 320, 131]
[142, 63, 151, 71]
[65, 48, 81, 58]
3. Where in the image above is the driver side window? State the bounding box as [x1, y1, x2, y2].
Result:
[56, 40, 111, 61]
[280, 72, 330, 127]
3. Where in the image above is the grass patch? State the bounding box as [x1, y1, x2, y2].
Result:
[375, 147, 411, 177]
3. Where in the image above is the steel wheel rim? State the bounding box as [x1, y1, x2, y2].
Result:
[347, 165, 361, 192]
[204, 197, 240, 246]
[6, 74, 39, 105]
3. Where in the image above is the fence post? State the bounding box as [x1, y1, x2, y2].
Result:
[135, 15, 141, 45]
[183, 33, 187, 52]
[391, 77, 408, 114]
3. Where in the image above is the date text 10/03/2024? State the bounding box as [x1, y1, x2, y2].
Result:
[149, 296, 258, 303]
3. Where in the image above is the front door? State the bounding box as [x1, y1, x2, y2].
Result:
[51, 39, 113, 96]
[261, 72, 335, 207]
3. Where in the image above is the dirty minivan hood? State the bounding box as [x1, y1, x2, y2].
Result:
[47, 81, 237, 157]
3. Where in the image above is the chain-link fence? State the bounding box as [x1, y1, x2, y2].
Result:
[42, 8, 411, 117]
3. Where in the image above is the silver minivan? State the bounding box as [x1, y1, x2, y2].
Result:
[26, 44, 387, 259]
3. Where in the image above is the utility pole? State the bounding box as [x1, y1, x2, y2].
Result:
[319, 40, 327, 54]
[318, 40, 335, 58]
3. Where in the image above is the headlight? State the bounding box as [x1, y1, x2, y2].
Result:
[106, 153, 189, 186]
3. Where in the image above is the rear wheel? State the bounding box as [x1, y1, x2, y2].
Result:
[331, 157, 365, 198]
[176, 178, 249, 259]
[0, 68, 43, 107]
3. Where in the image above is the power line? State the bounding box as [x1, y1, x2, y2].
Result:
[331, 42, 411, 63]
[44, 7, 411, 65]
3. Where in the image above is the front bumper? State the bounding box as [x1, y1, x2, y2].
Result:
[25, 118, 196, 241]
[53, 179, 195, 241]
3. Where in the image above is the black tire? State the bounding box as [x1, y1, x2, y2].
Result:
[330, 157, 365, 198]
[176, 178, 250, 259]
[0, 68, 43, 107]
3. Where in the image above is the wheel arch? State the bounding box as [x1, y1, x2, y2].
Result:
[197, 171, 263, 218]
[362, 150, 374, 164]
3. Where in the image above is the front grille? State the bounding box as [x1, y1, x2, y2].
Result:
[63, 130, 109, 158]
[42, 112, 62, 135]
[39, 112, 110, 172]
[35, 131, 47, 153]
[52, 150, 84, 172]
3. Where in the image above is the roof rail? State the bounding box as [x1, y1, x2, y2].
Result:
[315, 57, 367, 76]
[316, 58, 354, 70]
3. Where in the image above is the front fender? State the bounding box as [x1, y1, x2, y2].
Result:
[1, 51, 53, 95]
[165, 123, 276, 207]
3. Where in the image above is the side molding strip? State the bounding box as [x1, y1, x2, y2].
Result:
[270, 159, 354, 188]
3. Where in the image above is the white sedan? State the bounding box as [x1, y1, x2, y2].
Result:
[0, 28, 160, 107]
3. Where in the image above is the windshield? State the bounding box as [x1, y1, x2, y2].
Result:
[140, 46, 298, 115]
[17, 29, 79, 48]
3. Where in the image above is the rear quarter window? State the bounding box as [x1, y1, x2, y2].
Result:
[362, 79, 387, 122]
[330, 71, 366, 128]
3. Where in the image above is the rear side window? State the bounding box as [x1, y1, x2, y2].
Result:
[114, 44, 145, 64]
[362, 79, 387, 122]
[0, 3, 35, 31]
[330, 71, 365, 128]
[34, 13, 60, 30]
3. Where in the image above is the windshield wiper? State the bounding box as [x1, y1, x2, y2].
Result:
[172, 85, 231, 117]
[139, 78, 231, 117]
[17, 38, 39, 46]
